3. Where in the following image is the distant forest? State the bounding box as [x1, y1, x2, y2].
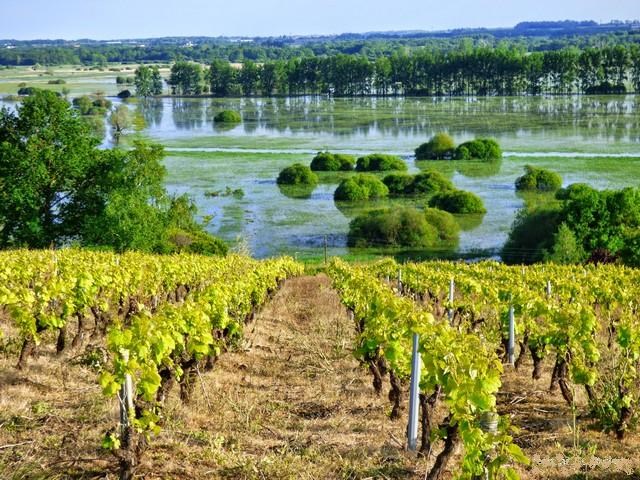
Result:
[1, 20, 639, 66]
[4, 21, 640, 97]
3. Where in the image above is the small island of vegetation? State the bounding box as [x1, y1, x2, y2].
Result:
[347, 206, 459, 248]
[334, 174, 388, 201]
[416, 133, 502, 161]
[213, 110, 242, 123]
[310, 151, 355, 171]
[355, 153, 407, 172]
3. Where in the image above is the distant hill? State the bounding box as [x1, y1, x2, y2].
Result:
[1, 20, 639, 46]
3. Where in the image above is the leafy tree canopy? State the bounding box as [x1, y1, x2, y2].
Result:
[0, 90, 226, 255]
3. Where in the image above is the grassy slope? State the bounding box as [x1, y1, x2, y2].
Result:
[1, 275, 640, 479]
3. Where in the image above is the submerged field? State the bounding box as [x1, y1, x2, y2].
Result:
[1, 72, 639, 259]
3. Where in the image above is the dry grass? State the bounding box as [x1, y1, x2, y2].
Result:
[2, 275, 640, 479]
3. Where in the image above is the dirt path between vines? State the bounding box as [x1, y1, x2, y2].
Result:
[142, 274, 426, 479]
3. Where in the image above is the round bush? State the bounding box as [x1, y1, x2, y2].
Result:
[555, 183, 596, 201]
[355, 154, 407, 172]
[383, 173, 414, 195]
[277, 163, 318, 186]
[429, 189, 486, 214]
[310, 151, 355, 171]
[168, 228, 228, 256]
[407, 171, 454, 195]
[347, 207, 438, 248]
[415, 133, 456, 160]
[515, 165, 562, 192]
[454, 138, 502, 161]
[214, 110, 241, 123]
[423, 208, 460, 244]
[334, 174, 389, 201]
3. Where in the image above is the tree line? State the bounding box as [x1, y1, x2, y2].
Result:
[1, 27, 639, 67]
[162, 44, 640, 98]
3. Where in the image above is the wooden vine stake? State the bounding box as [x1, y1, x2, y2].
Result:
[407, 332, 421, 451]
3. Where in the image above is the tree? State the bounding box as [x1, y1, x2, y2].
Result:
[135, 65, 163, 97]
[259, 61, 285, 96]
[504, 185, 640, 266]
[168, 61, 204, 95]
[208, 59, 236, 97]
[0, 90, 100, 247]
[239, 60, 259, 96]
[0, 89, 226, 255]
[109, 104, 133, 144]
[543, 223, 586, 264]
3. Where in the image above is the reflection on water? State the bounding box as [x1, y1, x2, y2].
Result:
[2, 93, 640, 260]
[128, 95, 640, 149]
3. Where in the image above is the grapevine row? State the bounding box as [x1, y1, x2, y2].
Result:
[98, 255, 302, 479]
[366, 258, 640, 440]
[0, 250, 302, 479]
[327, 259, 528, 480]
[0, 249, 258, 368]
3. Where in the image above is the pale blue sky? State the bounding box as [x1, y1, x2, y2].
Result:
[1, 0, 638, 40]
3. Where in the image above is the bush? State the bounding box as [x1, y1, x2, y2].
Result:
[543, 223, 586, 264]
[515, 165, 562, 192]
[73, 95, 112, 116]
[454, 138, 502, 160]
[415, 133, 455, 160]
[383, 173, 414, 195]
[407, 171, 454, 195]
[334, 174, 389, 201]
[17, 86, 38, 96]
[47, 79, 66, 85]
[429, 189, 486, 214]
[310, 151, 355, 171]
[277, 163, 318, 186]
[213, 110, 242, 123]
[117, 90, 132, 99]
[555, 183, 595, 201]
[384, 170, 453, 196]
[348, 207, 437, 248]
[355, 153, 407, 172]
[167, 228, 228, 256]
[502, 207, 562, 264]
[423, 208, 460, 244]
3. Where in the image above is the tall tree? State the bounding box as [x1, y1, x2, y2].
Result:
[239, 60, 259, 96]
[168, 61, 204, 95]
[208, 59, 236, 97]
[109, 104, 133, 144]
[135, 65, 163, 97]
[259, 61, 285, 96]
[0, 90, 100, 247]
[0, 89, 226, 254]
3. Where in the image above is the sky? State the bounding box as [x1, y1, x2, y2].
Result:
[1, 0, 638, 40]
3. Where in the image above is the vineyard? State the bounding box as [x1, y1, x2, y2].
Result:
[0, 250, 302, 479]
[2, 251, 640, 478]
